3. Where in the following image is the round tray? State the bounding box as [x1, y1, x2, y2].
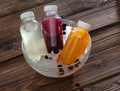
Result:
[22, 19, 92, 78]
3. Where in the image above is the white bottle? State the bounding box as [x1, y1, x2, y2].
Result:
[20, 11, 48, 59]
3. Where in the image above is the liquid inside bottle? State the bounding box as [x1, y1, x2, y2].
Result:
[42, 5, 63, 53]
[57, 20, 91, 65]
[20, 11, 48, 59]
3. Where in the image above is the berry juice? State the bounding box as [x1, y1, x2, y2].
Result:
[42, 17, 63, 53]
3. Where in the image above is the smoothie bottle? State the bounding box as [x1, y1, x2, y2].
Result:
[20, 11, 48, 59]
[57, 20, 91, 65]
[42, 5, 63, 54]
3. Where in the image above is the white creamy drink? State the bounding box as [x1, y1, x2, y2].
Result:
[20, 11, 48, 59]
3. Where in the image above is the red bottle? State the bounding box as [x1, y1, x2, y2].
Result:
[42, 5, 63, 53]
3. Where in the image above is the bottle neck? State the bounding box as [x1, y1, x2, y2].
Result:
[45, 10, 58, 16]
[21, 17, 35, 23]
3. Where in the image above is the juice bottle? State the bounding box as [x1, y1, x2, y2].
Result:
[57, 20, 91, 65]
[20, 11, 48, 59]
[42, 5, 63, 53]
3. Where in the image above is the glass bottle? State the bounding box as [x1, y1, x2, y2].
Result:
[57, 20, 91, 65]
[20, 11, 48, 59]
[42, 5, 63, 54]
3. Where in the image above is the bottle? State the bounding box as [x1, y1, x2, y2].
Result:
[20, 11, 48, 59]
[57, 20, 91, 65]
[42, 5, 63, 54]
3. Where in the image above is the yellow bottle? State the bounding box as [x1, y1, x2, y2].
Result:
[57, 20, 91, 65]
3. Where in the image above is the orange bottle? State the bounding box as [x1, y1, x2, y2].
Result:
[57, 20, 91, 65]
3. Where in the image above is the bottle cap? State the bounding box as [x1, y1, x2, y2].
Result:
[44, 5, 58, 12]
[77, 20, 91, 30]
[20, 11, 35, 20]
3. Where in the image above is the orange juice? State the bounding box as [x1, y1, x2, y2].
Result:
[57, 20, 91, 65]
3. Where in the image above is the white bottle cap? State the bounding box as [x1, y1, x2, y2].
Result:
[44, 5, 58, 12]
[77, 20, 91, 30]
[20, 11, 35, 20]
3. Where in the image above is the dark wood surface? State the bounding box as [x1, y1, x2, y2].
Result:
[0, 0, 120, 91]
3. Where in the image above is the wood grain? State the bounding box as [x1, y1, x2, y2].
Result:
[0, 0, 120, 91]
[0, 34, 22, 62]
[0, 23, 120, 91]
[0, 46, 119, 91]
[0, 0, 54, 18]
[0, 1, 118, 62]
[66, 1, 120, 30]
[90, 24, 120, 55]
[83, 74, 120, 91]
[0, 0, 114, 31]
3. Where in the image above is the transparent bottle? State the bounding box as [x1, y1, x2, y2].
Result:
[42, 5, 63, 54]
[20, 11, 48, 59]
[57, 20, 91, 65]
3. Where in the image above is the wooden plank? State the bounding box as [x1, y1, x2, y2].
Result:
[1, 0, 104, 18]
[90, 24, 120, 56]
[0, 0, 115, 31]
[66, 1, 120, 30]
[0, 56, 62, 88]
[0, 46, 119, 91]
[0, 1, 118, 62]
[0, 24, 120, 90]
[0, 0, 54, 18]
[83, 74, 120, 91]
[0, 34, 22, 62]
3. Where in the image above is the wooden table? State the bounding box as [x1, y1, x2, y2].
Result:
[0, 0, 120, 91]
